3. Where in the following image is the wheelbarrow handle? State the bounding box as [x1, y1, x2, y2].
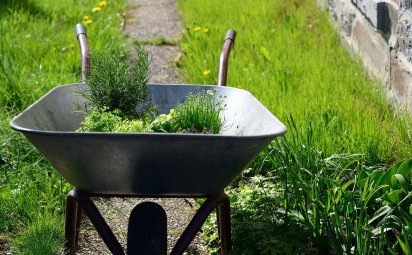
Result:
[217, 29, 236, 86]
[75, 23, 90, 82]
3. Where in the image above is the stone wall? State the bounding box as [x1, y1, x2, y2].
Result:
[316, 0, 412, 112]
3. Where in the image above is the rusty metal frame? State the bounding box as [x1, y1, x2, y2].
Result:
[75, 24, 90, 82]
[217, 29, 236, 86]
[64, 189, 231, 255]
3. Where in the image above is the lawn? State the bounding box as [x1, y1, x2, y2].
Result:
[177, 0, 412, 254]
[0, 0, 126, 253]
[1, 0, 411, 254]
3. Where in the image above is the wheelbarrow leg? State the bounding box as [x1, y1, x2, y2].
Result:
[171, 191, 231, 255]
[216, 195, 231, 255]
[65, 189, 125, 255]
[65, 193, 82, 254]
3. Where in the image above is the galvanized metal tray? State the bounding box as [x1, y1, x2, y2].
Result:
[10, 83, 286, 196]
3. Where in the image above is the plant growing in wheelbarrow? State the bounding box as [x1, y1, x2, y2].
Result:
[77, 43, 226, 134]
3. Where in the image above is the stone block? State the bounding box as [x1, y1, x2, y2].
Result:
[401, 0, 412, 10]
[397, 16, 412, 61]
[352, 19, 388, 76]
[352, 0, 396, 34]
[389, 52, 412, 110]
[354, 0, 381, 27]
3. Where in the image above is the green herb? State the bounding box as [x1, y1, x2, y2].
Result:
[78, 89, 226, 134]
[147, 109, 176, 133]
[78, 43, 150, 119]
[77, 107, 147, 133]
[171, 89, 225, 134]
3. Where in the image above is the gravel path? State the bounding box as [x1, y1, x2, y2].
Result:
[76, 0, 207, 254]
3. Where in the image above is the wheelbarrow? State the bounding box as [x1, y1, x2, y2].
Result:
[10, 24, 287, 254]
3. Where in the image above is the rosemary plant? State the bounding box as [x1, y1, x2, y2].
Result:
[79, 43, 150, 118]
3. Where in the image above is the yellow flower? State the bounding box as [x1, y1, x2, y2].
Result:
[99, 1, 107, 7]
[203, 28, 209, 33]
[83, 15, 91, 21]
[122, 12, 127, 17]
[69, 43, 74, 49]
[203, 69, 211, 77]
[194, 26, 201, 32]
[85, 19, 92, 25]
[92, 6, 101, 12]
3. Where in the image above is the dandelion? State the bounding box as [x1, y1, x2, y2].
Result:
[85, 19, 92, 25]
[203, 28, 209, 33]
[83, 15, 91, 21]
[122, 12, 127, 17]
[69, 43, 74, 49]
[92, 6, 101, 12]
[99, 1, 107, 7]
[194, 26, 201, 32]
[203, 69, 211, 77]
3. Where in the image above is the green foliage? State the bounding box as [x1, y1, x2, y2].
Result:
[77, 107, 147, 132]
[79, 43, 150, 118]
[172, 90, 225, 134]
[78, 90, 225, 134]
[0, 0, 126, 251]
[12, 214, 64, 255]
[178, 0, 412, 253]
[264, 118, 412, 254]
[148, 109, 176, 133]
[178, 0, 412, 164]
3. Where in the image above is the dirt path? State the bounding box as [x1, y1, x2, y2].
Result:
[76, 0, 207, 254]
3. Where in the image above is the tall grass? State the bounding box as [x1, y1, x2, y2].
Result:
[0, 0, 126, 252]
[177, 0, 412, 253]
[177, 0, 412, 164]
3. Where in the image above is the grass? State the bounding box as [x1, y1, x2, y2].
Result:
[0, 0, 126, 253]
[2, 0, 412, 253]
[12, 215, 64, 255]
[177, 0, 412, 253]
[136, 36, 179, 46]
[177, 0, 412, 165]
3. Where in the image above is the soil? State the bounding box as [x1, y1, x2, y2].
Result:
[0, 241, 10, 255]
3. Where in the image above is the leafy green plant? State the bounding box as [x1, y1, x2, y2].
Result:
[261, 116, 412, 254]
[78, 89, 226, 134]
[78, 43, 150, 119]
[77, 107, 148, 132]
[171, 89, 225, 134]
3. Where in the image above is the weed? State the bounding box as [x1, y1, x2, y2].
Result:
[136, 36, 178, 46]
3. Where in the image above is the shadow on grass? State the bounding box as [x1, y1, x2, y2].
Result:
[0, 0, 50, 19]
